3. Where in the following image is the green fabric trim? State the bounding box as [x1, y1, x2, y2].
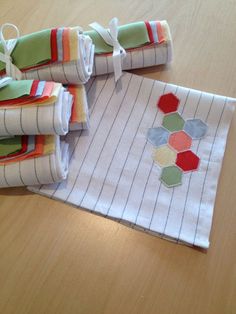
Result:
[0, 21, 150, 71]
[0, 136, 22, 157]
[0, 29, 51, 72]
[85, 21, 149, 54]
[0, 80, 33, 101]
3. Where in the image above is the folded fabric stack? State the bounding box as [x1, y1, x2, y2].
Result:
[0, 80, 89, 135]
[0, 18, 173, 189]
[87, 20, 172, 76]
[0, 79, 89, 188]
[0, 27, 95, 84]
[0, 135, 69, 187]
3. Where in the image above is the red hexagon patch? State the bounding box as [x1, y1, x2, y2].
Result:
[157, 93, 180, 114]
[176, 150, 200, 172]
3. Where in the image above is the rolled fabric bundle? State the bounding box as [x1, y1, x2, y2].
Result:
[0, 80, 89, 135]
[86, 20, 172, 76]
[0, 27, 94, 84]
[0, 135, 68, 188]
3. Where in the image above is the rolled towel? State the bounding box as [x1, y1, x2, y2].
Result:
[86, 20, 172, 76]
[0, 135, 68, 188]
[0, 27, 94, 84]
[0, 80, 89, 135]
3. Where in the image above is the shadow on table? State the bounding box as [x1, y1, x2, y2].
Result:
[0, 187, 33, 196]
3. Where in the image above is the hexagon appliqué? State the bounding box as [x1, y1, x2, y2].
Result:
[153, 145, 177, 167]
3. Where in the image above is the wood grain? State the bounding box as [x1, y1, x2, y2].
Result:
[0, 1, 236, 313]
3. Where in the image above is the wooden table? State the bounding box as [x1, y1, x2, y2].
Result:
[0, 1, 235, 313]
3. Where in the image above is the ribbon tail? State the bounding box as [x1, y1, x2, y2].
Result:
[8, 63, 22, 80]
[13, 64, 22, 80]
[0, 76, 13, 89]
[113, 52, 123, 82]
[5, 61, 11, 78]
[90, 18, 126, 82]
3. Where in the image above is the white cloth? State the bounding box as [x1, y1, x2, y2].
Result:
[0, 136, 69, 188]
[7, 33, 95, 85]
[29, 72, 235, 248]
[0, 88, 73, 136]
[92, 21, 173, 77]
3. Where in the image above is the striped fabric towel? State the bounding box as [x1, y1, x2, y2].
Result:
[29, 72, 235, 248]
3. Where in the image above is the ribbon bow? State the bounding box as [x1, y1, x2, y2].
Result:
[0, 23, 22, 80]
[89, 17, 126, 82]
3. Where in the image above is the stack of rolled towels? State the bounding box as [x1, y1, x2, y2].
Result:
[0, 19, 173, 188]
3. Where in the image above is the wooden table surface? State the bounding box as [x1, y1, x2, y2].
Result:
[0, 1, 236, 313]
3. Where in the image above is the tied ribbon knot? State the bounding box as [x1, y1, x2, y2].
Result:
[89, 17, 126, 82]
[0, 23, 22, 80]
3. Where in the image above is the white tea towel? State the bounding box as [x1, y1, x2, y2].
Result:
[29, 73, 235, 248]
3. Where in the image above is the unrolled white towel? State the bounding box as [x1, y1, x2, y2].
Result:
[29, 72, 235, 249]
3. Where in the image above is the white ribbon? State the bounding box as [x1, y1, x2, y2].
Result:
[0, 23, 22, 80]
[0, 76, 13, 89]
[89, 17, 126, 82]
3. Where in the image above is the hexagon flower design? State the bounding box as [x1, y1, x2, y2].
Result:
[148, 93, 208, 188]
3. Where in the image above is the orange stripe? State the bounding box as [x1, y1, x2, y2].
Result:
[0, 135, 45, 165]
[63, 28, 70, 62]
[68, 86, 78, 122]
[157, 21, 165, 43]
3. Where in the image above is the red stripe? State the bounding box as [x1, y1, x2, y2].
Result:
[51, 28, 58, 62]
[0, 61, 53, 76]
[0, 97, 32, 106]
[30, 80, 40, 96]
[145, 21, 154, 43]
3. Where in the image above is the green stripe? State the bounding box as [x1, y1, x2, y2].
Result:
[0, 136, 22, 157]
[85, 21, 150, 54]
[0, 29, 51, 71]
[0, 80, 33, 101]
